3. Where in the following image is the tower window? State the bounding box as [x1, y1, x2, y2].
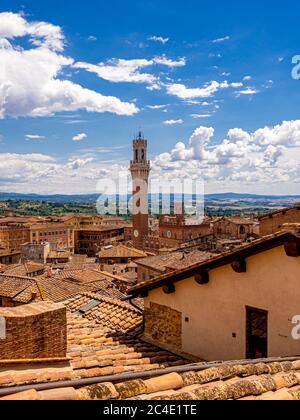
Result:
[136, 150, 138, 161]
[141, 149, 145, 160]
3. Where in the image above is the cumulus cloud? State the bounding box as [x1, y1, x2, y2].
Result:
[152, 120, 300, 189]
[72, 133, 87, 141]
[0, 12, 138, 118]
[148, 36, 169, 44]
[166, 80, 243, 100]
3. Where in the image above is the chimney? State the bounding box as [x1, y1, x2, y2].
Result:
[30, 292, 37, 302]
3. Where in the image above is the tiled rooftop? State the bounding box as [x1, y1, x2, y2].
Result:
[0, 273, 126, 304]
[65, 293, 142, 334]
[99, 245, 148, 259]
[4, 262, 45, 277]
[2, 358, 300, 400]
[0, 297, 187, 395]
[137, 250, 214, 272]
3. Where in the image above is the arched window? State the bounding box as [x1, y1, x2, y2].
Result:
[135, 149, 138, 161]
[240, 225, 246, 235]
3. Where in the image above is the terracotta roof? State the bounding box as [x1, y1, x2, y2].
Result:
[136, 250, 214, 273]
[4, 262, 45, 277]
[3, 358, 300, 400]
[99, 245, 148, 259]
[129, 231, 300, 297]
[65, 292, 143, 334]
[0, 272, 126, 304]
[60, 269, 107, 284]
[77, 358, 300, 400]
[0, 305, 187, 396]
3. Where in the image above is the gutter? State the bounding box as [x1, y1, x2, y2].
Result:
[0, 356, 299, 398]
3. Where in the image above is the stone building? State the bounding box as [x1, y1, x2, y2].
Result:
[0, 249, 21, 265]
[0, 222, 30, 250]
[29, 222, 75, 254]
[130, 230, 300, 362]
[21, 242, 50, 264]
[159, 214, 212, 249]
[259, 205, 300, 236]
[75, 226, 126, 256]
[212, 216, 257, 241]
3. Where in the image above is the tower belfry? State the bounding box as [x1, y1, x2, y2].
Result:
[130, 132, 151, 249]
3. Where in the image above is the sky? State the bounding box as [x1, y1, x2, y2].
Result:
[1, 0, 300, 195]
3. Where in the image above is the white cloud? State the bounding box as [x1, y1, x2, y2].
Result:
[163, 119, 183, 125]
[67, 157, 94, 169]
[191, 114, 212, 118]
[243, 75, 252, 81]
[72, 133, 87, 141]
[152, 120, 300, 190]
[0, 12, 138, 118]
[74, 56, 185, 89]
[25, 134, 45, 140]
[212, 36, 230, 43]
[148, 36, 169, 44]
[147, 104, 169, 110]
[88, 35, 97, 41]
[236, 88, 259, 96]
[166, 80, 243, 100]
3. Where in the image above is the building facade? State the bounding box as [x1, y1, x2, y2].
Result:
[75, 226, 125, 256]
[29, 223, 74, 254]
[159, 215, 212, 249]
[130, 231, 300, 362]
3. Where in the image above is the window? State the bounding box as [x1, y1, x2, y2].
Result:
[240, 225, 246, 235]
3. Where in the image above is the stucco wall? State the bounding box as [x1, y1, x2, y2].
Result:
[144, 246, 300, 361]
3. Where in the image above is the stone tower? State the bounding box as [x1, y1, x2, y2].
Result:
[130, 132, 151, 249]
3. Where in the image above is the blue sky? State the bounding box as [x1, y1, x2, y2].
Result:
[1, 1, 300, 194]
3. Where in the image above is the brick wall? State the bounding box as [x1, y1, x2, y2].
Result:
[144, 302, 182, 352]
[260, 207, 300, 236]
[0, 302, 67, 360]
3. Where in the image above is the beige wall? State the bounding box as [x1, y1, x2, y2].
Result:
[144, 246, 300, 361]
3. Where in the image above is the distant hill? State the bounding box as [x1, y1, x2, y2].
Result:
[0, 191, 299, 203]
